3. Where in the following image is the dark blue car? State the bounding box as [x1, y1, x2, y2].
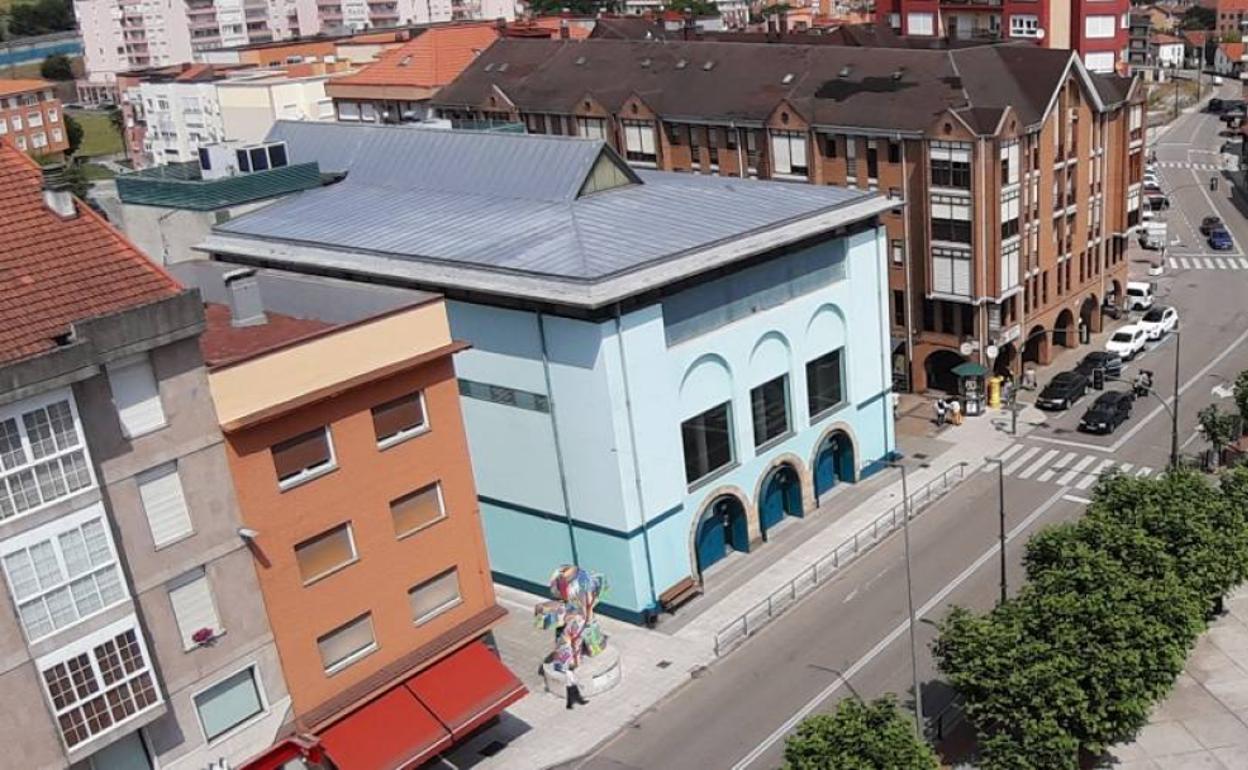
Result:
[1209, 228, 1235, 251]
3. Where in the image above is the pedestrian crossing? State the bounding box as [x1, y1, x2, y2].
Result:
[984, 444, 1156, 489]
[1168, 256, 1248, 270]
[1152, 161, 1225, 171]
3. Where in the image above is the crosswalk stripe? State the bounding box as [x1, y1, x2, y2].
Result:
[1003, 446, 1042, 476]
[1038, 451, 1078, 483]
[982, 444, 1023, 472]
[1217, 258, 1230, 269]
[1076, 458, 1116, 490]
[1179, 258, 1192, 270]
[1238, 259, 1248, 269]
[1116, 462, 1133, 475]
[1056, 455, 1097, 486]
[1019, 449, 1060, 480]
[1135, 467, 1153, 477]
[1203, 258, 1216, 269]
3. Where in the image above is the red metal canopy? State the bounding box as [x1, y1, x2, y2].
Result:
[405, 639, 528, 741]
[318, 686, 453, 770]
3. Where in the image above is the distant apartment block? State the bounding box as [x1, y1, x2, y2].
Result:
[0, 80, 69, 157]
[287, 0, 513, 38]
[0, 142, 288, 769]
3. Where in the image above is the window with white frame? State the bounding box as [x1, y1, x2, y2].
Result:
[391, 483, 445, 538]
[1010, 14, 1039, 37]
[38, 618, 161, 749]
[27, 111, 43, 128]
[360, 102, 377, 122]
[770, 130, 808, 176]
[2, 506, 127, 642]
[107, 355, 166, 438]
[621, 119, 656, 163]
[52, 128, 62, 143]
[0, 119, 7, 135]
[1084, 51, 1115, 72]
[1000, 140, 1020, 186]
[336, 100, 361, 121]
[194, 666, 264, 742]
[271, 426, 335, 489]
[168, 566, 222, 649]
[409, 567, 462, 625]
[888, 12, 900, 28]
[317, 613, 376, 673]
[294, 523, 357, 584]
[48, 108, 59, 123]
[1129, 105, 1143, 132]
[0, 392, 94, 521]
[1001, 188, 1021, 239]
[15, 135, 24, 150]
[932, 246, 973, 297]
[1085, 15, 1116, 37]
[907, 11, 934, 35]
[137, 462, 192, 548]
[930, 141, 971, 188]
[31, 132, 47, 149]
[11, 115, 22, 130]
[1127, 187, 1141, 212]
[371, 391, 427, 447]
[930, 193, 972, 243]
[1000, 240, 1021, 293]
[576, 116, 607, 140]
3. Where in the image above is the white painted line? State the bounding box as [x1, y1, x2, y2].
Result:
[1055, 454, 1097, 486]
[1180, 257, 1192, 270]
[1238, 258, 1248, 269]
[1136, 467, 1154, 477]
[1037, 451, 1078, 483]
[1075, 458, 1115, 490]
[1116, 462, 1134, 475]
[1203, 258, 1216, 269]
[731, 488, 1072, 770]
[1217, 258, 1230, 270]
[1063, 494, 1092, 505]
[982, 443, 1023, 472]
[1018, 449, 1060, 480]
[1003, 446, 1042, 476]
[1027, 435, 1113, 452]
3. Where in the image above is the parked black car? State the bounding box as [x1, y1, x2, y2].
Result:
[1201, 215, 1224, 235]
[1209, 98, 1225, 114]
[1037, 371, 1090, 411]
[1075, 351, 1124, 379]
[1146, 193, 1170, 211]
[1079, 391, 1135, 434]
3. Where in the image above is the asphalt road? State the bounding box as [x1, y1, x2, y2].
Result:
[567, 96, 1248, 770]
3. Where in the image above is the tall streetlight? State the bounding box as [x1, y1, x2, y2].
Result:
[887, 460, 924, 739]
[984, 457, 1008, 605]
[1110, 326, 1182, 469]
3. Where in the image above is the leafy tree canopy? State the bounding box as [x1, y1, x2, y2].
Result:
[7, 0, 75, 37]
[1181, 5, 1215, 30]
[783, 696, 940, 770]
[40, 53, 73, 80]
[63, 113, 84, 157]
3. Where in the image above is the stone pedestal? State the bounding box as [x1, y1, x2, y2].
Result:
[541, 646, 622, 699]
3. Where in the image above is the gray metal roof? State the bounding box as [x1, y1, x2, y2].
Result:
[206, 122, 893, 308]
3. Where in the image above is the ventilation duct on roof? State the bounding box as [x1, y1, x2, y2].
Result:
[839, 65, 852, 78]
[676, 58, 688, 68]
[640, 57, 651, 68]
[782, 73, 794, 84]
[575, 55, 586, 65]
[892, 67, 905, 80]
[702, 60, 715, 70]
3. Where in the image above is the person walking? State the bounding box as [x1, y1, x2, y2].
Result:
[950, 397, 963, 426]
[934, 398, 946, 427]
[565, 665, 589, 710]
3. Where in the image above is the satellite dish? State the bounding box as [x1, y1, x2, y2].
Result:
[986, 344, 1000, 361]
[1036, 28, 1046, 40]
[959, 341, 975, 356]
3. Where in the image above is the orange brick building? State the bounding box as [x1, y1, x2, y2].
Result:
[0, 79, 70, 157]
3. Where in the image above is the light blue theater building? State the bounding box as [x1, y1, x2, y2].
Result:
[202, 121, 899, 622]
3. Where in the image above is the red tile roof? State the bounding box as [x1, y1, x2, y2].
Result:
[0, 78, 54, 97]
[0, 141, 181, 365]
[199, 303, 331, 368]
[330, 23, 500, 89]
[1220, 0, 1248, 12]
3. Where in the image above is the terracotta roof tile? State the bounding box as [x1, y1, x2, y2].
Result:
[0, 141, 181, 365]
[331, 23, 499, 89]
[0, 78, 54, 97]
[199, 303, 332, 367]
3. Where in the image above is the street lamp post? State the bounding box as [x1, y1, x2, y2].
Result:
[985, 457, 1008, 605]
[888, 461, 924, 738]
[1109, 327, 1183, 469]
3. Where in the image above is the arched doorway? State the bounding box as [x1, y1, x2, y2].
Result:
[759, 464, 803, 537]
[813, 431, 855, 502]
[924, 350, 966, 394]
[694, 495, 750, 575]
[1080, 294, 1100, 334]
[993, 342, 1017, 377]
[1023, 324, 1048, 365]
[1053, 309, 1076, 349]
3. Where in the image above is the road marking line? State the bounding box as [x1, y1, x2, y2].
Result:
[1136, 467, 1154, 477]
[1203, 258, 1216, 269]
[1055, 454, 1097, 486]
[1037, 451, 1078, 483]
[1075, 458, 1115, 490]
[1027, 435, 1113, 452]
[1063, 494, 1092, 505]
[1116, 462, 1134, 475]
[1238, 258, 1248, 269]
[1018, 449, 1060, 480]
[730, 488, 1071, 770]
[1217, 258, 1230, 269]
[1003, 446, 1042, 476]
[982, 443, 1023, 472]
[1180, 257, 1192, 270]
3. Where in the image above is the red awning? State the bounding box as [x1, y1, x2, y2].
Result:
[319, 686, 453, 770]
[405, 640, 528, 740]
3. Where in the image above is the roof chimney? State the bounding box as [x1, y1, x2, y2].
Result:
[41, 165, 77, 219]
[223, 268, 267, 328]
[559, 19, 570, 39]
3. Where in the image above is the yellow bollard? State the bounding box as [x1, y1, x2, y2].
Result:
[988, 376, 1002, 409]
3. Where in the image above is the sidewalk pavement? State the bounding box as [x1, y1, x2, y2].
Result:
[442, 401, 1046, 770]
[1110, 584, 1248, 770]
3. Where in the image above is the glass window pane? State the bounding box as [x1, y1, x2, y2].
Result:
[96, 566, 126, 606]
[0, 418, 25, 469]
[81, 520, 112, 567]
[409, 569, 461, 624]
[70, 575, 103, 616]
[317, 614, 375, 671]
[23, 408, 56, 459]
[806, 350, 845, 419]
[5, 551, 39, 599]
[681, 402, 734, 484]
[294, 524, 356, 584]
[30, 540, 63, 589]
[59, 529, 91, 577]
[46, 402, 78, 451]
[195, 668, 263, 741]
[46, 586, 78, 628]
[391, 485, 444, 537]
[750, 376, 790, 447]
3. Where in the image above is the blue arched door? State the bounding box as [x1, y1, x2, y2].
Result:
[760, 465, 803, 537]
[814, 432, 854, 502]
[695, 496, 749, 575]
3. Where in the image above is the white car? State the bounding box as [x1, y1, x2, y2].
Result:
[1105, 324, 1148, 360]
[1138, 305, 1177, 340]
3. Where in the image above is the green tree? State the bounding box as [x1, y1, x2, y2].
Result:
[39, 53, 73, 80]
[782, 696, 939, 770]
[667, 0, 720, 16]
[1233, 370, 1248, 422]
[1228, 30, 1245, 43]
[63, 113, 84, 157]
[1198, 404, 1238, 462]
[7, 0, 74, 36]
[1181, 5, 1216, 30]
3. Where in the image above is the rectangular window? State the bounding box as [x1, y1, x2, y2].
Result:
[750, 375, 790, 448]
[891, 239, 904, 266]
[1085, 14, 1116, 38]
[930, 142, 971, 188]
[576, 116, 606, 140]
[194, 667, 264, 742]
[866, 140, 879, 179]
[107, 356, 166, 438]
[2, 509, 126, 642]
[271, 427, 334, 488]
[1010, 13, 1039, 37]
[621, 119, 656, 163]
[360, 102, 377, 122]
[1084, 51, 1116, 72]
[932, 246, 973, 297]
[408, 568, 461, 625]
[770, 131, 808, 177]
[893, 290, 906, 327]
[39, 621, 161, 749]
[138, 463, 192, 548]
[1000, 140, 1019, 185]
[888, 141, 901, 164]
[1000, 241, 1021, 293]
[294, 523, 356, 585]
[681, 402, 734, 485]
[168, 567, 221, 650]
[458, 379, 550, 413]
[907, 11, 934, 35]
[48, 108, 59, 123]
[391, 484, 445, 538]
[930, 194, 972, 243]
[806, 350, 845, 419]
[336, 101, 360, 121]
[317, 613, 376, 673]
[236, 148, 251, 172]
[0, 393, 93, 521]
[821, 133, 837, 158]
[371, 392, 427, 447]
[1001, 188, 1021, 240]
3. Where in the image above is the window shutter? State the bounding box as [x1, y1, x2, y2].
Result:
[771, 134, 792, 174]
[139, 463, 192, 547]
[409, 569, 461, 623]
[791, 134, 808, 169]
[933, 256, 952, 294]
[271, 428, 331, 481]
[371, 393, 424, 443]
[391, 485, 444, 537]
[640, 124, 655, 155]
[318, 614, 375, 670]
[294, 524, 356, 583]
[108, 356, 166, 438]
[168, 568, 221, 649]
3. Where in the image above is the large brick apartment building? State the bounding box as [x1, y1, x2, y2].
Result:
[431, 39, 1144, 393]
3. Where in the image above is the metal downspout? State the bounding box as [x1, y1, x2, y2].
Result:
[614, 306, 659, 612]
[537, 312, 580, 566]
[900, 137, 915, 391]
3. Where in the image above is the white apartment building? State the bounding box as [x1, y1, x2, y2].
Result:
[218, 70, 335, 143]
[288, 0, 513, 36]
[138, 77, 226, 164]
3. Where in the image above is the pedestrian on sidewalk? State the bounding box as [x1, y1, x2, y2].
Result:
[950, 398, 963, 426]
[565, 665, 589, 710]
[934, 398, 947, 427]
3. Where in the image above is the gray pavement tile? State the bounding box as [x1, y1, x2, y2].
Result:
[1212, 746, 1248, 770]
[1157, 680, 1231, 721]
[1135, 721, 1206, 758]
[1207, 680, 1248, 711]
[1161, 750, 1231, 769]
[1188, 645, 1245, 686]
[1183, 713, 1248, 750]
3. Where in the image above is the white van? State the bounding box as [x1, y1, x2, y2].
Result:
[1140, 221, 1168, 250]
[1125, 281, 1155, 311]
